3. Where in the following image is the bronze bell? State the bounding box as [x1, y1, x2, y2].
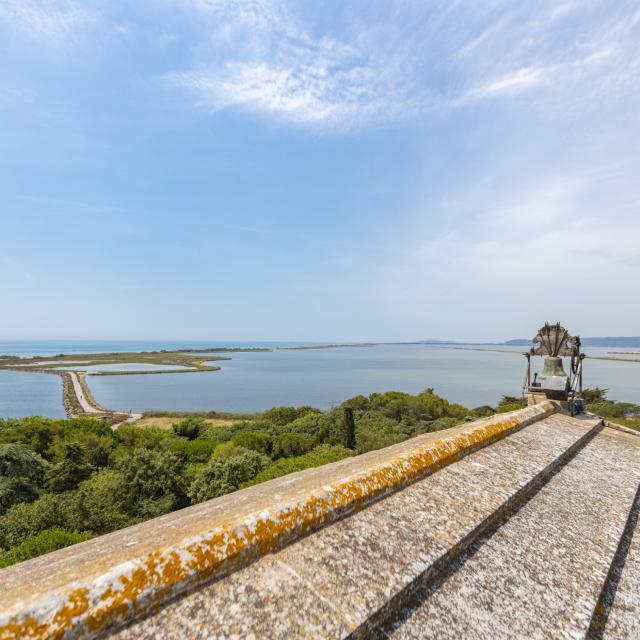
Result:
[539, 356, 568, 380]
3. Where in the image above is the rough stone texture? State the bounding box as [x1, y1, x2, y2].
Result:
[385, 426, 640, 640]
[113, 555, 351, 640]
[112, 412, 604, 640]
[601, 431, 640, 640]
[0, 403, 555, 640]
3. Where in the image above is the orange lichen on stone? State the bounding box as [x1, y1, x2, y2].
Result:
[0, 403, 553, 640]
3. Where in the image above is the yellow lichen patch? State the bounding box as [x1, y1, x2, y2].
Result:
[50, 588, 90, 638]
[0, 403, 553, 640]
[0, 617, 49, 640]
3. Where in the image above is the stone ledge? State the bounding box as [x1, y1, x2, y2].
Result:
[0, 402, 555, 640]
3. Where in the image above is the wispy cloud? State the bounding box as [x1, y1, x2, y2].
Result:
[162, 0, 640, 131]
[459, 66, 547, 102]
[0, 0, 95, 41]
[166, 1, 423, 130]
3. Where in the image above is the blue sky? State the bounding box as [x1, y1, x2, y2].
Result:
[1, 1, 639, 342]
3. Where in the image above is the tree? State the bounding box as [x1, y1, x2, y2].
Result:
[46, 443, 92, 493]
[582, 388, 609, 404]
[48, 432, 114, 468]
[498, 395, 525, 408]
[116, 449, 188, 517]
[0, 444, 48, 514]
[67, 469, 131, 535]
[0, 493, 71, 549]
[188, 450, 269, 503]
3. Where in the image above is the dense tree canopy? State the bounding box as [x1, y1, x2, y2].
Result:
[5, 388, 629, 569]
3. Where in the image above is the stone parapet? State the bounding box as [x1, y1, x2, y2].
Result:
[0, 402, 555, 640]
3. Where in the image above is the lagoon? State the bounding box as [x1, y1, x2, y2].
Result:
[0, 370, 66, 419]
[88, 344, 639, 414]
[1, 343, 639, 418]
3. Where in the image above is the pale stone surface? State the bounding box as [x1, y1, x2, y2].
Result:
[112, 413, 607, 639]
[113, 555, 351, 640]
[602, 434, 640, 640]
[385, 426, 640, 640]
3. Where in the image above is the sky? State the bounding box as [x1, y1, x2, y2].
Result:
[0, 0, 639, 342]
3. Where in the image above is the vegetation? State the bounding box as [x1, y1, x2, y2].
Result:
[2, 387, 635, 568]
[583, 388, 640, 431]
[0, 527, 91, 568]
[0, 347, 273, 376]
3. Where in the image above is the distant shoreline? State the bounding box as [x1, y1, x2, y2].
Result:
[451, 346, 640, 363]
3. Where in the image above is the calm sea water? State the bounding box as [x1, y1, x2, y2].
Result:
[1, 341, 637, 418]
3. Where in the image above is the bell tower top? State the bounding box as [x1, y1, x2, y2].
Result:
[523, 322, 585, 414]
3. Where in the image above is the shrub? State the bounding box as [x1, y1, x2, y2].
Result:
[259, 406, 320, 426]
[188, 450, 269, 503]
[415, 416, 463, 434]
[353, 412, 405, 454]
[497, 402, 524, 414]
[231, 431, 273, 455]
[273, 433, 314, 458]
[472, 405, 495, 417]
[0, 527, 91, 568]
[167, 439, 219, 463]
[276, 411, 344, 446]
[115, 424, 171, 450]
[588, 401, 637, 419]
[246, 445, 352, 486]
[172, 417, 204, 440]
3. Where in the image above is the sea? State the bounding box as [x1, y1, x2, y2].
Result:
[1, 341, 639, 419]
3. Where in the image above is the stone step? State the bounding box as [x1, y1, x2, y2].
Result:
[381, 426, 640, 640]
[111, 412, 603, 639]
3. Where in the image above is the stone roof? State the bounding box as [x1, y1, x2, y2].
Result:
[1, 402, 638, 639]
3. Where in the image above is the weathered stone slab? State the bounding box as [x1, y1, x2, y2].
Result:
[602, 432, 640, 640]
[112, 412, 601, 639]
[385, 426, 640, 640]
